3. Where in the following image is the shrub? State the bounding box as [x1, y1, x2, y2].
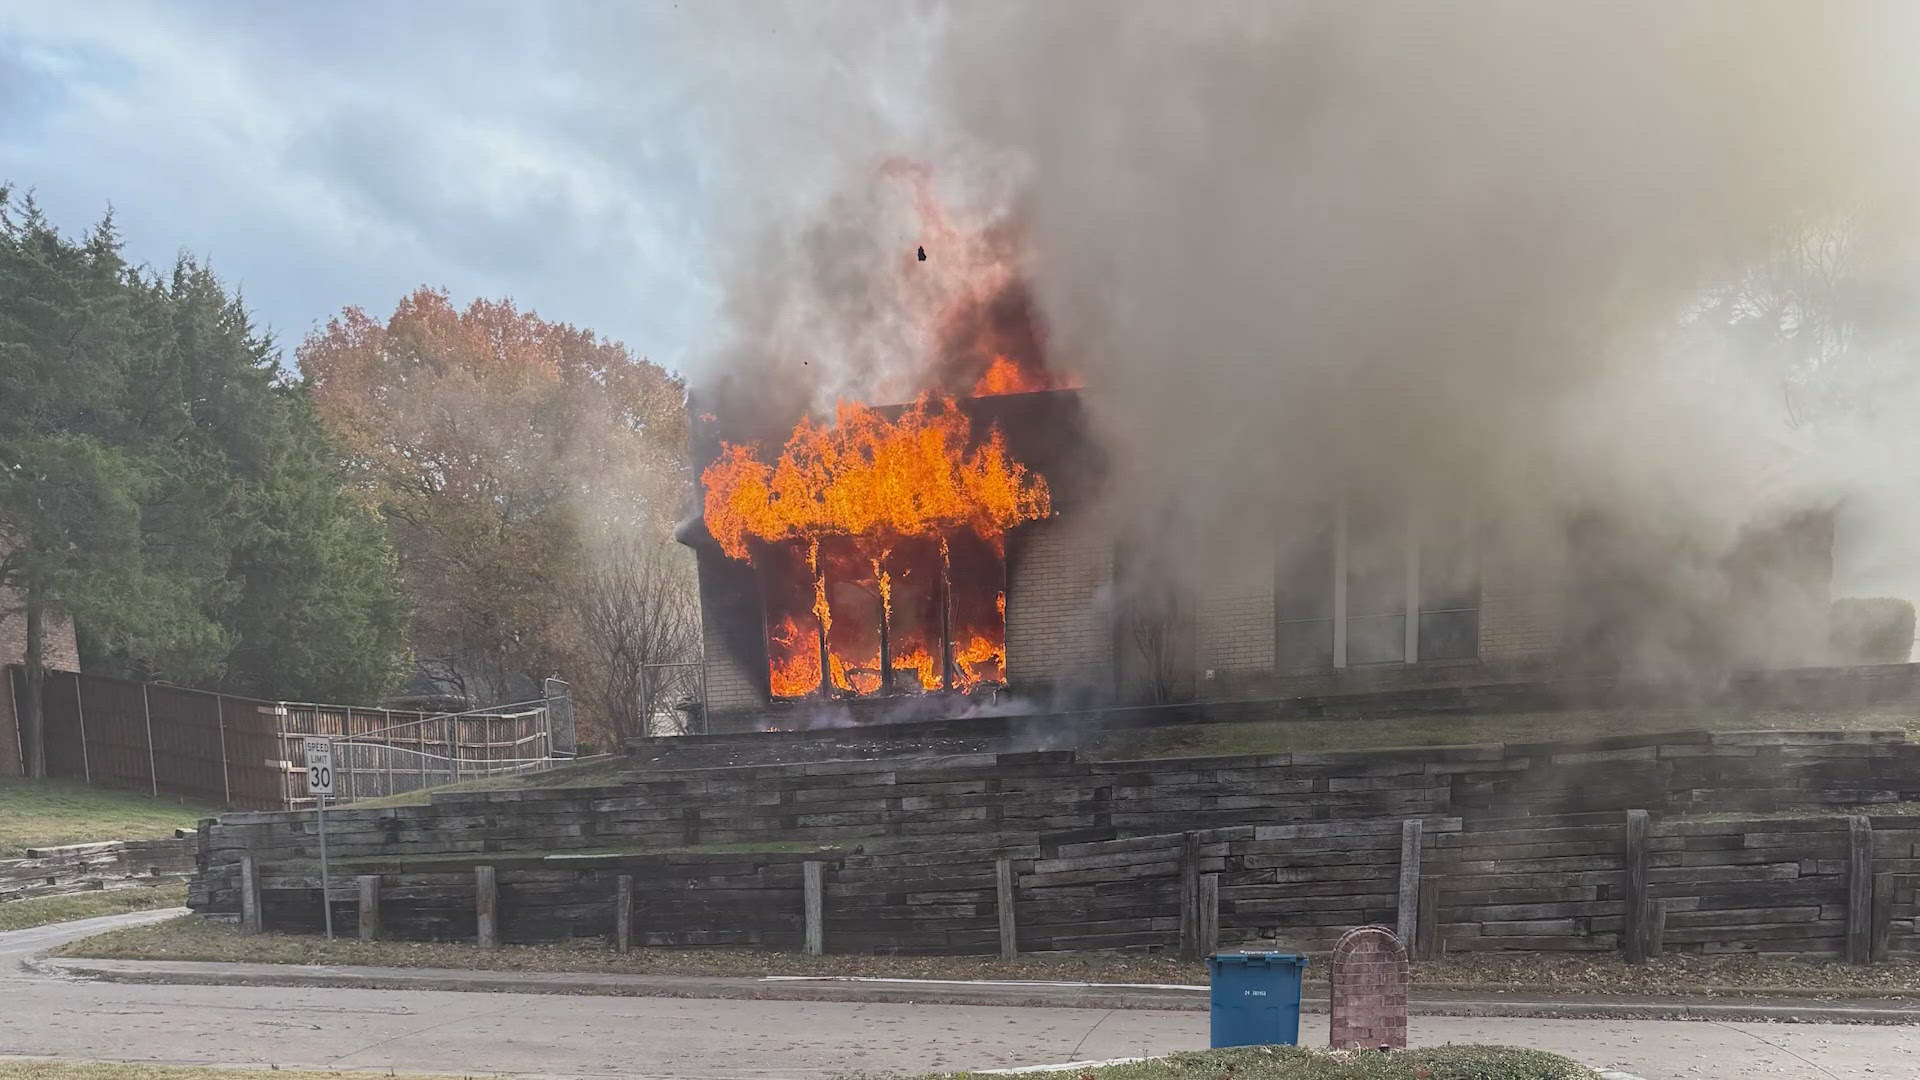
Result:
[1830, 597, 1916, 664]
[914, 1044, 1598, 1079]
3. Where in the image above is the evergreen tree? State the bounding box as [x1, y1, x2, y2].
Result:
[0, 187, 411, 774]
[0, 188, 228, 774]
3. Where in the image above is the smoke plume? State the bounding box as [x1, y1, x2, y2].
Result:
[695, 1, 1920, 680]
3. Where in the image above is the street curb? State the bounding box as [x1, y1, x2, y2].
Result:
[32, 957, 1920, 1024]
[31, 957, 1206, 1010]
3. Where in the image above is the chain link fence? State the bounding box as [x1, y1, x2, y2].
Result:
[316, 686, 575, 805]
[544, 677, 576, 755]
[640, 662, 707, 735]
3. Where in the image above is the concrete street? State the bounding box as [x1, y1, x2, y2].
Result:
[5, 912, 1915, 1079]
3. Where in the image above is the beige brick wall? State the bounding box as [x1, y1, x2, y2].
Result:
[0, 589, 80, 671]
[691, 542, 772, 721]
[1199, 575, 1278, 676]
[1476, 549, 1565, 662]
[0, 581, 82, 775]
[701, 625, 762, 714]
[1006, 508, 1115, 690]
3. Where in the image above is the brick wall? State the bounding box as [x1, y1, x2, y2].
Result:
[1477, 546, 1565, 663]
[0, 669, 15, 776]
[691, 541, 768, 721]
[1200, 568, 1278, 677]
[700, 620, 761, 715]
[0, 587, 82, 672]
[0, 580, 82, 775]
[1006, 509, 1115, 692]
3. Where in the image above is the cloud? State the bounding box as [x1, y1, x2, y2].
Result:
[0, 0, 728, 369]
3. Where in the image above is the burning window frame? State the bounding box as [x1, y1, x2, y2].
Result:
[694, 391, 1056, 702]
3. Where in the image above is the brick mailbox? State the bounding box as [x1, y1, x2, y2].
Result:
[1328, 924, 1410, 1050]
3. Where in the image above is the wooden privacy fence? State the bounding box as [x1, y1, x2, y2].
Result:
[8, 666, 564, 810]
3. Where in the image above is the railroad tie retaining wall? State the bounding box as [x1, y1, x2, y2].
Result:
[216, 810, 1920, 959]
[1, 837, 198, 903]
[188, 729, 1920, 957]
[193, 731, 1920, 893]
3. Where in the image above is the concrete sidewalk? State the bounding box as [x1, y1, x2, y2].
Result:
[36, 954, 1920, 1025]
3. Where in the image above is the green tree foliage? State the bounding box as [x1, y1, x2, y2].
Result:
[204, 376, 411, 704]
[0, 187, 409, 773]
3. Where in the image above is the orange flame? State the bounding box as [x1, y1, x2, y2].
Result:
[702, 393, 1051, 561]
[768, 615, 822, 698]
[971, 354, 1079, 397]
[809, 539, 830, 634]
[952, 635, 1004, 691]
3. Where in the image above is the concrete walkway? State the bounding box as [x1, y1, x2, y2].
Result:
[6, 913, 1917, 1079]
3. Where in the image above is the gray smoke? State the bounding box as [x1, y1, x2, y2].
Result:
[694, 1, 1920, 679]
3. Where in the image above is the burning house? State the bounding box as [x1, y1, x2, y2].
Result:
[679, 366, 1837, 732]
[676, 167, 1842, 733]
[679, 363, 1105, 727]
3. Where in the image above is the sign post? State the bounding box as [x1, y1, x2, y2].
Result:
[305, 737, 335, 941]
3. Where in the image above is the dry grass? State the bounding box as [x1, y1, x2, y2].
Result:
[0, 883, 186, 933]
[0, 1051, 1587, 1080]
[1427, 951, 1920, 999]
[326, 841, 845, 870]
[1082, 703, 1920, 761]
[0, 1063, 465, 1080]
[0, 780, 215, 857]
[863, 1046, 1596, 1080]
[346, 755, 629, 809]
[59, 916, 1214, 983]
[1675, 800, 1920, 822]
[58, 916, 1920, 1000]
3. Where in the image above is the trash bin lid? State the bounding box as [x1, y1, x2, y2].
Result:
[1208, 951, 1309, 968]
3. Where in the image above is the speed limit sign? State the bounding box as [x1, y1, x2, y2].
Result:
[304, 737, 334, 796]
[304, 736, 337, 940]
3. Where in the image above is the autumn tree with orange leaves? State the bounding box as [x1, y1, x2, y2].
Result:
[302, 289, 690, 742]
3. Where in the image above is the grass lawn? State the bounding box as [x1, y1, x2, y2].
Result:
[0, 779, 216, 857]
[883, 1046, 1595, 1079]
[0, 883, 186, 933]
[0, 1063, 462, 1080]
[1081, 702, 1920, 760]
[347, 755, 629, 809]
[326, 840, 847, 869]
[327, 702, 1920, 807]
[58, 915, 1920, 1000]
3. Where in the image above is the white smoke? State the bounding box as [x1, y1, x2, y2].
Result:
[691, 1, 1920, 675]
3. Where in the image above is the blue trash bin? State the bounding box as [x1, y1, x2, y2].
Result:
[1207, 952, 1309, 1048]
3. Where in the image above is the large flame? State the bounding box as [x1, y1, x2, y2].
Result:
[768, 614, 824, 698]
[704, 163, 1073, 702]
[703, 392, 1048, 700]
[702, 393, 1051, 561]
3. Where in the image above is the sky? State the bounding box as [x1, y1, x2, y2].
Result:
[8, 0, 1920, 616]
[0, 1, 931, 376]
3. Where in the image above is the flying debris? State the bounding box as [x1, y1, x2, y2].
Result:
[917, 245, 927, 262]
